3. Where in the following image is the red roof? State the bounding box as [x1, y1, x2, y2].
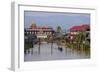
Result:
[69, 24, 90, 31]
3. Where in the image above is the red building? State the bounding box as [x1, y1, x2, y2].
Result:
[68, 24, 90, 40]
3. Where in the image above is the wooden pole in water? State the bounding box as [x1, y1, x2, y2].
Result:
[38, 38, 41, 54]
[51, 40, 53, 55]
[51, 35, 53, 55]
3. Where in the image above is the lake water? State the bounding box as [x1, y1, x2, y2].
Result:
[24, 43, 90, 61]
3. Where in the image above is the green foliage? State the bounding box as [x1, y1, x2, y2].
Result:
[66, 31, 90, 51]
[56, 25, 61, 33]
[24, 43, 33, 50]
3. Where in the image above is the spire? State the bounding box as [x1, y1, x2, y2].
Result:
[30, 21, 37, 28]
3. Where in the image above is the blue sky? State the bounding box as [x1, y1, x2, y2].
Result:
[24, 11, 90, 31]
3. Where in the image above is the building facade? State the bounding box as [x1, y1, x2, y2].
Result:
[68, 24, 90, 42]
[25, 24, 55, 43]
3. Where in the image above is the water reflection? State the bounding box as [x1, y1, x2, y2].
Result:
[24, 43, 90, 61]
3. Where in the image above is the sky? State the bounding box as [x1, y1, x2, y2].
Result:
[24, 11, 90, 31]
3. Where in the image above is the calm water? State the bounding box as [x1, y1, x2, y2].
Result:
[24, 43, 90, 61]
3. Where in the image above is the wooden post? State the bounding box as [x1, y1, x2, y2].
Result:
[51, 40, 53, 55]
[51, 35, 53, 55]
[38, 38, 41, 54]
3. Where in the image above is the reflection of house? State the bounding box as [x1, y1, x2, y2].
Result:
[68, 24, 90, 41]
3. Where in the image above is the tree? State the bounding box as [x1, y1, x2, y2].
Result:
[56, 25, 61, 33]
[75, 31, 86, 50]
